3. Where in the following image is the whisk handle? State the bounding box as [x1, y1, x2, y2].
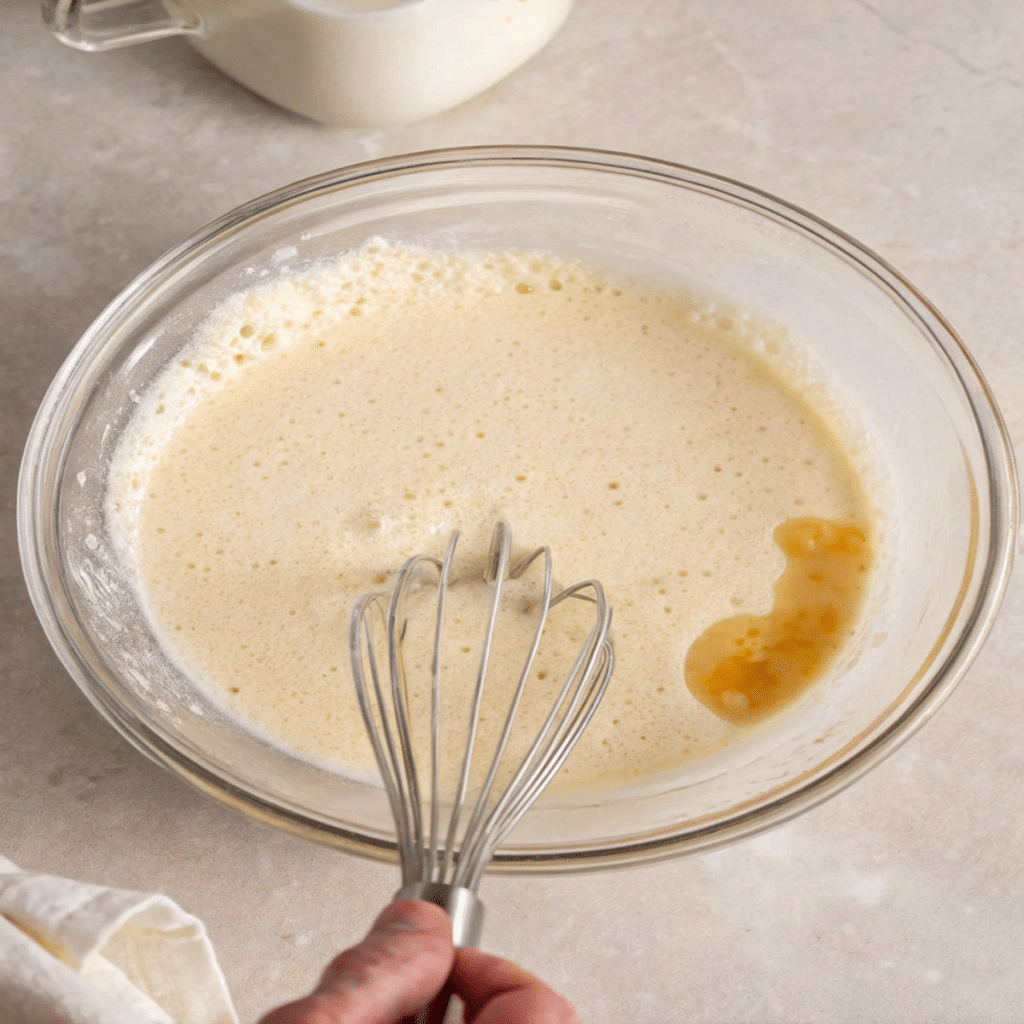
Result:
[395, 882, 484, 948]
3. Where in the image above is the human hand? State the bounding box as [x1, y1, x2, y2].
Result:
[258, 899, 579, 1024]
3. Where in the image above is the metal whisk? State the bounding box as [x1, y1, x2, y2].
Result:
[349, 521, 614, 949]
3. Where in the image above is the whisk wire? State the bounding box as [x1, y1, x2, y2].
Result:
[450, 544, 555, 888]
[428, 533, 460, 883]
[458, 580, 613, 888]
[440, 523, 512, 882]
[350, 594, 419, 877]
[481, 633, 612, 851]
[386, 554, 445, 881]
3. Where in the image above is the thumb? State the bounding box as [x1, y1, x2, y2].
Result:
[259, 901, 455, 1024]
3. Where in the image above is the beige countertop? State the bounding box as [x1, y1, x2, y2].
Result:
[2, 2, 1023, 1020]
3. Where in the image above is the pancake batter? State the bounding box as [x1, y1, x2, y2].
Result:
[107, 244, 874, 792]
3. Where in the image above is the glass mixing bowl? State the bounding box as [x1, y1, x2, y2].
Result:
[18, 146, 1017, 871]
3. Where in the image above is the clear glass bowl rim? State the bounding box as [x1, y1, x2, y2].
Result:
[18, 145, 1019, 872]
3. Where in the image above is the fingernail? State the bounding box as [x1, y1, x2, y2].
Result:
[372, 900, 433, 933]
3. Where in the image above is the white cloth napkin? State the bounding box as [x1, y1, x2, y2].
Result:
[0, 856, 238, 1024]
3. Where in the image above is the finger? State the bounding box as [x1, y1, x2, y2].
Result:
[259, 900, 455, 1024]
[420, 977, 457, 1024]
[451, 947, 580, 1024]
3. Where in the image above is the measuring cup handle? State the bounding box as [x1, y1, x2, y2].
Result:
[42, 0, 203, 52]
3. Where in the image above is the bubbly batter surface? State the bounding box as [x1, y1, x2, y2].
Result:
[108, 245, 874, 791]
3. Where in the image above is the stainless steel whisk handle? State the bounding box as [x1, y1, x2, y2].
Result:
[397, 884, 484, 1024]
[395, 882, 485, 948]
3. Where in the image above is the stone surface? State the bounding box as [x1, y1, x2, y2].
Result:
[2, 1, 1023, 1021]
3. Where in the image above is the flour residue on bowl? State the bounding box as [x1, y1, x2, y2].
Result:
[106, 243, 875, 792]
